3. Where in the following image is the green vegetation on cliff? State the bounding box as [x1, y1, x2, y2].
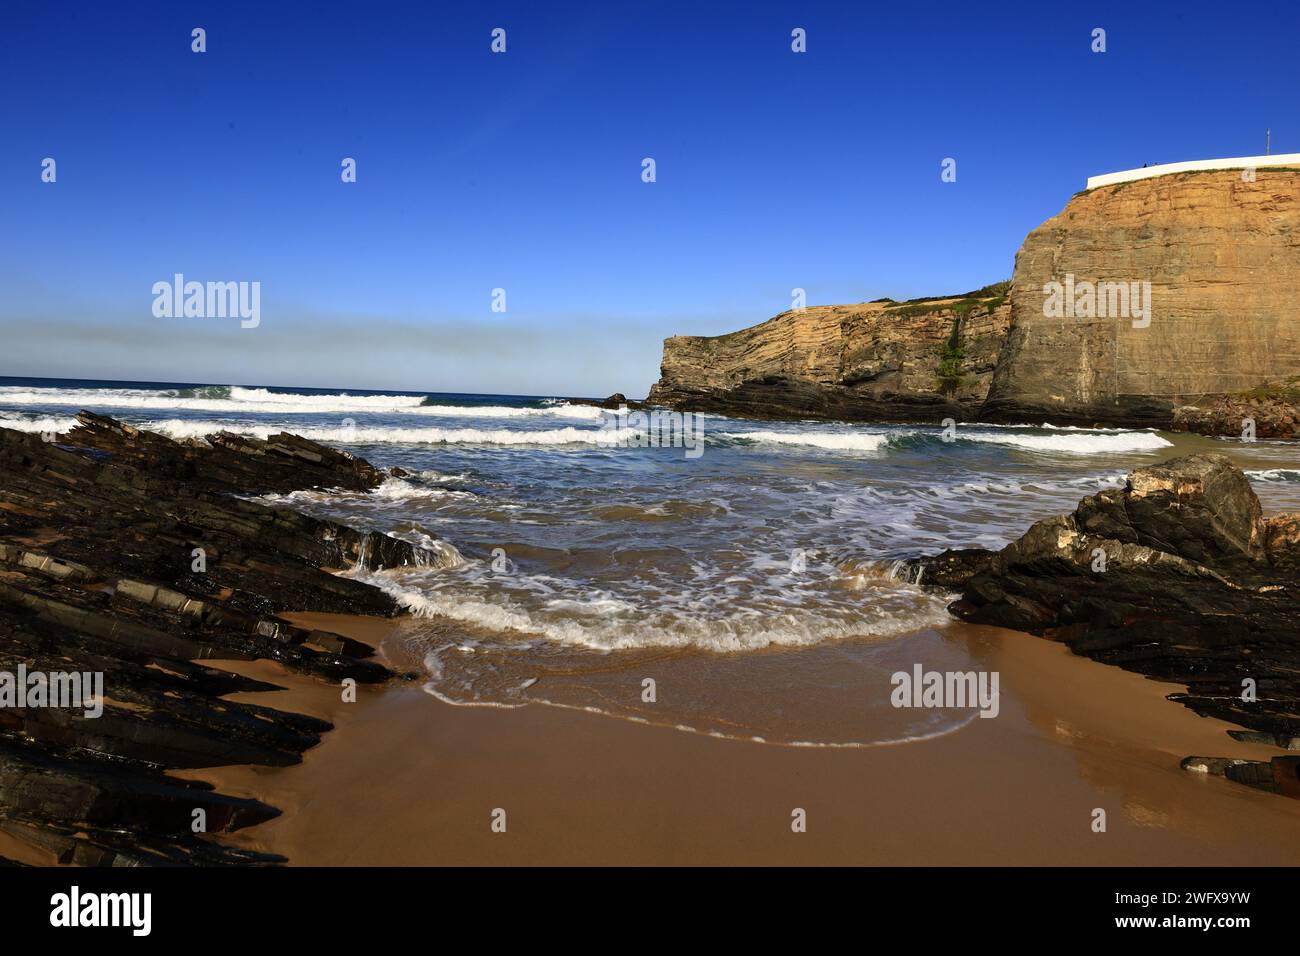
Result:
[1240, 376, 1300, 402]
[936, 316, 966, 395]
[884, 280, 1010, 319]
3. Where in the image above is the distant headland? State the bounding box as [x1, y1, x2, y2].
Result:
[642, 165, 1300, 437]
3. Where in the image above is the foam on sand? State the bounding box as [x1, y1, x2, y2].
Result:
[350, 565, 953, 653]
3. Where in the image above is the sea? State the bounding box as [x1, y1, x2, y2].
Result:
[3, 375, 1297, 747]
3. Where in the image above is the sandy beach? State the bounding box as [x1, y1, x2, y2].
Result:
[187, 612, 1300, 866]
[6, 406, 1298, 870]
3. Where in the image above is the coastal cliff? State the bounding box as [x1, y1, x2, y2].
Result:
[985, 169, 1300, 426]
[647, 168, 1300, 428]
[647, 291, 1011, 423]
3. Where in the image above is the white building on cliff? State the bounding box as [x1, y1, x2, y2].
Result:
[1087, 153, 1300, 189]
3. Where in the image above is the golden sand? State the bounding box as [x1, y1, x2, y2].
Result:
[178, 612, 1300, 866]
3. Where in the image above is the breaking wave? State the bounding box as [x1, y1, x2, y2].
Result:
[718, 427, 1170, 455]
[0, 384, 603, 420]
[131, 419, 632, 446]
[951, 430, 1173, 453]
[1, 411, 1174, 457]
[352, 566, 953, 653]
[718, 430, 893, 452]
[1247, 468, 1300, 483]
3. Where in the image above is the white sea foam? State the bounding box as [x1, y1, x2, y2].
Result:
[370, 477, 475, 502]
[0, 413, 613, 447]
[956, 430, 1172, 453]
[224, 386, 426, 409]
[351, 567, 951, 652]
[0, 385, 604, 420]
[970, 421, 1133, 433]
[104, 419, 636, 447]
[717, 426, 1167, 455]
[1, 404, 1171, 457]
[1247, 468, 1300, 482]
[255, 477, 477, 510]
[0, 415, 79, 434]
[720, 430, 892, 451]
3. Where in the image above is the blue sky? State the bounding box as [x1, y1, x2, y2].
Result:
[2, 0, 1295, 397]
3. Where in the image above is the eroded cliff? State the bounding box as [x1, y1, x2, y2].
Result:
[647, 168, 1300, 428]
[647, 292, 1011, 423]
[985, 168, 1300, 426]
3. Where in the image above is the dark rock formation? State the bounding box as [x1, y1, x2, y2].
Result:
[0, 413, 444, 864]
[1172, 379, 1300, 441]
[1181, 754, 1300, 797]
[902, 548, 994, 591]
[903, 453, 1300, 798]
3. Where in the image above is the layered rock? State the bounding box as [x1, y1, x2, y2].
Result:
[903, 453, 1300, 797]
[984, 169, 1300, 426]
[1172, 377, 1300, 441]
[647, 168, 1300, 430]
[0, 414, 448, 865]
[647, 295, 1011, 423]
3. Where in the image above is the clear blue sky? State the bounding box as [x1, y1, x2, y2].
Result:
[2, 0, 1295, 397]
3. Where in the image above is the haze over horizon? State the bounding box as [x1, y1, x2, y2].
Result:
[3, 0, 1295, 397]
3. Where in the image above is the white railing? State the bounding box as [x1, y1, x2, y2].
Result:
[1086, 153, 1300, 190]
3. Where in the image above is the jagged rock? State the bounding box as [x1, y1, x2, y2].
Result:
[0, 422, 435, 620]
[71, 410, 387, 494]
[899, 548, 994, 590]
[1172, 380, 1300, 441]
[1227, 730, 1300, 750]
[1181, 756, 1250, 775]
[905, 453, 1300, 798]
[0, 413, 448, 864]
[1182, 755, 1300, 798]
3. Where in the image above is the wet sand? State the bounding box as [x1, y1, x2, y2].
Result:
[182, 611, 1300, 866]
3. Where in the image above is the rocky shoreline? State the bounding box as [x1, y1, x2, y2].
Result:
[1172, 381, 1300, 442]
[903, 453, 1300, 799]
[0, 412, 442, 865]
[3, 412, 1298, 870]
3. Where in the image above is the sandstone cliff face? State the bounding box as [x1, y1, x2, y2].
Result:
[648, 169, 1300, 428]
[985, 169, 1300, 426]
[647, 298, 1011, 423]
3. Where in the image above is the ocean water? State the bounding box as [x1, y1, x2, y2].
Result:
[4, 376, 1298, 746]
